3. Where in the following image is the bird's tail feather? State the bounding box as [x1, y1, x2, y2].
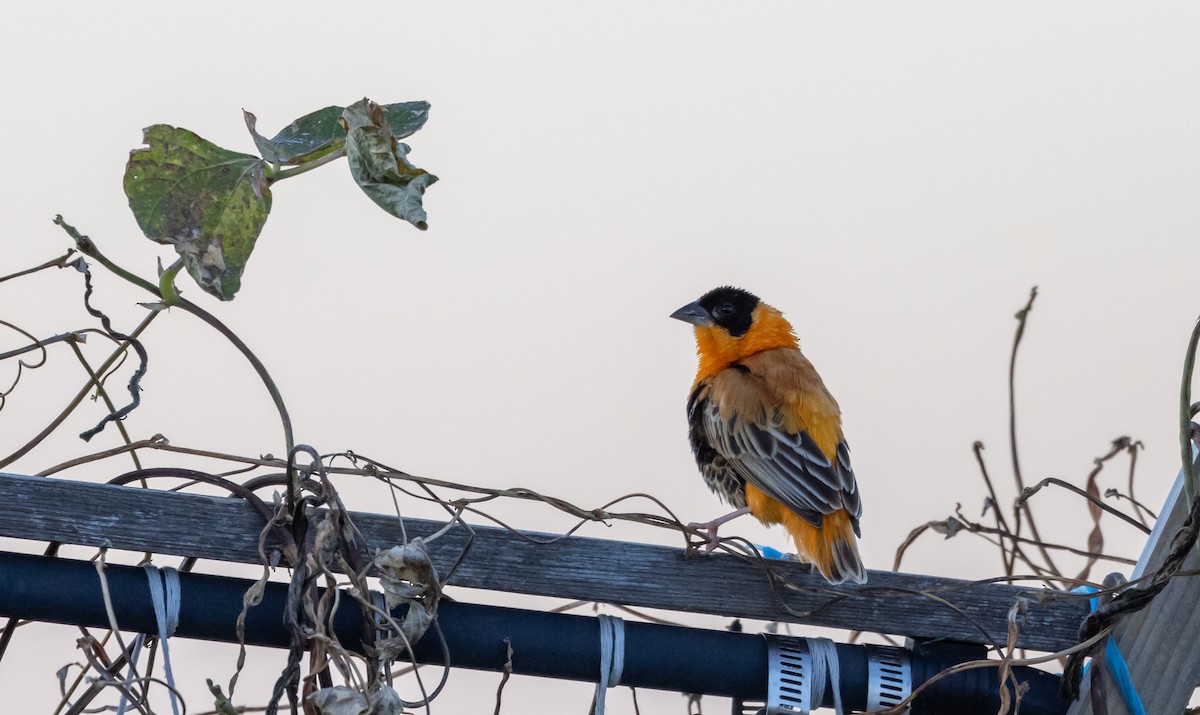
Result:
[827, 529, 867, 585]
[786, 508, 867, 585]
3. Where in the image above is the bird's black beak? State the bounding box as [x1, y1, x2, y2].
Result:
[670, 300, 712, 326]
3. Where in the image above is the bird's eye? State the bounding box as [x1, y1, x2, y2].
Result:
[714, 303, 736, 318]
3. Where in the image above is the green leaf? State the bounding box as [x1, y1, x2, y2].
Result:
[244, 106, 346, 165]
[244, 102, 429, 165]
[342, 99, 438, 230]
[380, 101, 430, 139]
[124, 125, 272, 300]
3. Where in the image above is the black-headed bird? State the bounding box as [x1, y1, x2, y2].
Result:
[672, 286, 866, 584]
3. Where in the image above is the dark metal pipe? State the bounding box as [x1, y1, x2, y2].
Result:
[0, 551, 1069, 713]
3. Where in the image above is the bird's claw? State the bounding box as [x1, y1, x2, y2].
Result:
[686, 521, 724, 555]
[684, 507, 750, 555]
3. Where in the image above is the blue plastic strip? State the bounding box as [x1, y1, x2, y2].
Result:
[1070, 586, 1146, 715]
[755, 545, 786, 560]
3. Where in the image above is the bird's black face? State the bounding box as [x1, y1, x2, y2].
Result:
[670, 286, 761, 338]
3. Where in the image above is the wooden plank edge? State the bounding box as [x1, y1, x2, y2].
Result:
[0, 472, 1087, 651]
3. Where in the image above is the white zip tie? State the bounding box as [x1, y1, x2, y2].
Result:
[806, 637, 844, 715]
[594, 613, 626, 715]
[142, 564, 182, 715]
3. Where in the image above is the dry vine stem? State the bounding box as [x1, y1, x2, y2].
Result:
[0, 240, 1178, 714]
[885, 288, 1182, 713]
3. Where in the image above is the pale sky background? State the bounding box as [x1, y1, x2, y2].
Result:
[3, 2, 1199, 713]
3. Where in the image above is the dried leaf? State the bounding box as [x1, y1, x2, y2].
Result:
[342, 98, 437, 230]
[309, 685, 369, 715]
[930, 516, 965, 539]
[374, 538, 441, 645]
[366, 684, 406, 714]
[1005, 597, 1028, 643]
[1075, 466, 1106, 582]
[308, 684, 405, 715]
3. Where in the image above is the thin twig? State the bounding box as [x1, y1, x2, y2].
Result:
[1007, 286, 1060, 576]
[0, 249, 76, 285]
[973, 442, 1018, 578]
[1019, 477, 1150, 534]
[1122, 439, 1152, 527]
[0, 310, 159, 469]
[1180, 316, 1200, 506]
[492, 638, 513, 715]
[54, 215, 294, 455]
[0, 330, 85, 362]
[67, 341, 144, 473]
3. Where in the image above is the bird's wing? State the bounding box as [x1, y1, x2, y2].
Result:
[702, 353, 860, 529]
[686, 380, 749, 509]
[835, 440, 862, 530]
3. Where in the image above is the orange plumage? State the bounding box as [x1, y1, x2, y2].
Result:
[672, 287, 866, 584]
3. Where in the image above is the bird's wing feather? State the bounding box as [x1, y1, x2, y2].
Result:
[835, 440, 862, 534]
[702, 351, 859, 528]
[687, 380, 748, 509]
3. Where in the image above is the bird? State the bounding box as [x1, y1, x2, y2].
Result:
[671, 286, 866, 584]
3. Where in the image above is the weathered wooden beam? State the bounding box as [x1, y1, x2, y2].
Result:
[1067, 471, 1200, 714]
[0, 472, 1087, 652]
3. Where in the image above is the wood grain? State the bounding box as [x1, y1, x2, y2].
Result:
[0, 472, 1087, 651]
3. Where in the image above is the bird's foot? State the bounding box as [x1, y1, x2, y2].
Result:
[686, 522, 723, 554]
[685, 507, 750, 555]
